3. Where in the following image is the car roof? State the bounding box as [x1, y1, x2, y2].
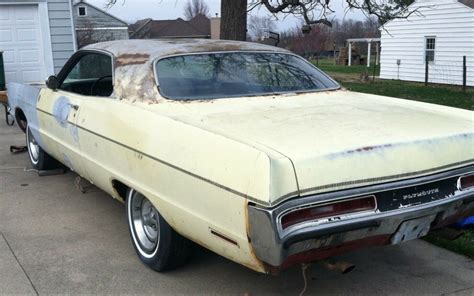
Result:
[80, 39, 292, 104]
[82, 39, 290, 60]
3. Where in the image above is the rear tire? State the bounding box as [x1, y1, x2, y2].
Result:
[126, 189, 191, 271]
[26, 123, 58, 171]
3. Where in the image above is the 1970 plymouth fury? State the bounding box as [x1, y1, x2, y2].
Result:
[7, 39, 474, 274]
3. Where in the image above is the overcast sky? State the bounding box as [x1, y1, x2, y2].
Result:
[86, 0, 367, 31]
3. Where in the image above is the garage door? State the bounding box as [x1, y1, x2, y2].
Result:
[0, 4, 47, 84]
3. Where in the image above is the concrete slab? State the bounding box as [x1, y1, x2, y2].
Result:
[0, 110, 473, 294]
[0, 233, 37, 294]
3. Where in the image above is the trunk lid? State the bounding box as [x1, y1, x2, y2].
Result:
[159, 90, 474, 203]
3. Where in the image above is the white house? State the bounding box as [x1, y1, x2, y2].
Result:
[73, 0, 129, 48]
[380, 0, 474, 86]
[0, 0, 77, 84]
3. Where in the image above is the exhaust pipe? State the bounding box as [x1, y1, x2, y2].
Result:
[319, 258, 355, 274]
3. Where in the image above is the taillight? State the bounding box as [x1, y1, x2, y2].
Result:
[281, 196, 377, 230]
[458, 174, 474, 191]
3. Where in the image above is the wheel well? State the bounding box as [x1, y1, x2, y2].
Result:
[15, 108, 27, 133]
[112, 180, 129, 202]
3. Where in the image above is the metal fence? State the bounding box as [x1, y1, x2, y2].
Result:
[425, 56, 468, 90]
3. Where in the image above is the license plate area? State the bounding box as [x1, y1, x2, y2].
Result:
[391, 214, 436, 244]
[376, 177, 458, 211]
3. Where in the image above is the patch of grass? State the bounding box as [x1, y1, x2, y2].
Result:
[343, 80, 473, 110]
[424, 228, 474, 259]
[310, 58, 473, 111]
[311, 58, 380, 76]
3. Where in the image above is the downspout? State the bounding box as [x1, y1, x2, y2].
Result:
[69, 0, 78, 51]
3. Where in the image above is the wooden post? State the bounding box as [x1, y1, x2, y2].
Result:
[372, 58, 377, 81]
[425, 56, 429, 86]
[367, 42, 371, 67]
[375, 43, 379, 66]
[348, 42, 352, 66]
[333, 42, 336, 66]
[463, 55, 467, 91]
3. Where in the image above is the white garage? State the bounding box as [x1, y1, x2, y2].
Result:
[0, 0, 76, 84]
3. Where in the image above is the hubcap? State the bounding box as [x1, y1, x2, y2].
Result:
[130, 192, 160, 254]
[27, 128, 40, 164]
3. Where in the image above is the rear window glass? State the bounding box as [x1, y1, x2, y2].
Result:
[155, 52, 339, 100]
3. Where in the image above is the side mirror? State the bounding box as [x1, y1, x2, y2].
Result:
[46, 75, 59, 90]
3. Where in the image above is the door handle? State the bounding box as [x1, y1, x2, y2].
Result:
[69, 103, 79, 111]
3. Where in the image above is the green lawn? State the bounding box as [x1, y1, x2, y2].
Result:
[424, 229, 474, 259]
[311, 58, 473, 111]
[343, 80, 473, 110]
[312, 58, 380, 75]
[311, 58, 474, 258]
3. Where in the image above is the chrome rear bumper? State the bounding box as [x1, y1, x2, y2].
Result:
[248, 166, 474, 269]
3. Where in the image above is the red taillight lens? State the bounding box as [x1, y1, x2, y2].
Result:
[459, 174, 474, 191]
[281, 196, 377, 230]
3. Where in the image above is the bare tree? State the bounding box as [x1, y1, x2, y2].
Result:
[250, 0, 415, 26]
[183, 0, 210, 19]
[280, 18, 380, 57]
[247, 15, 276, 41]
[105, 0, 416, 41]
[220, 0, 247, 41]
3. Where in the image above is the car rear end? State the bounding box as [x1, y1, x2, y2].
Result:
[248, 166, 474, 274]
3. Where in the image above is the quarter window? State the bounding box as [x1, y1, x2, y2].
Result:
[425, 37, 436, 63]
[59, 53, 113, 97]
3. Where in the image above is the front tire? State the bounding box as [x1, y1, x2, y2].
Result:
[126, 189, 191, 271]
[26, 123, 58, 170]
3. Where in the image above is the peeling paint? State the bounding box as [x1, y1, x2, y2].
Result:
[325, 133, 473, 160]
[116, 53, 150, 67]
[346, 144, 393, 154]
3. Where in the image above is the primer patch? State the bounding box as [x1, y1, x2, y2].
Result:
[52, 96, 71, 128]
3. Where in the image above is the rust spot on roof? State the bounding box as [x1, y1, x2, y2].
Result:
[189, 43, 249, 52]
[116, 53, 150, 67]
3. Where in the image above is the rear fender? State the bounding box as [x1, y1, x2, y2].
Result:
[7, 82, 42, 144]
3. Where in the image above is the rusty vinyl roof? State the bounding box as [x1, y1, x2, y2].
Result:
[83, 39, 288, 60]
[81, 39, 289, 103]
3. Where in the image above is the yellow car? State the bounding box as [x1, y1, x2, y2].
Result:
[8, 39, 474, 274]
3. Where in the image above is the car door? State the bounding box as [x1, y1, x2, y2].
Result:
[37, 51, 114, 180]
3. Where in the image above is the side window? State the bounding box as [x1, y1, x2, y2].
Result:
[59, 53, 113, 97]
[425, 37, 436, 63]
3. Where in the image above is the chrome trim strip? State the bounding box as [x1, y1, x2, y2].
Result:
[271, 162, 473, 207]
[36, 106, 474, 209]
[35, 108, 263, 205]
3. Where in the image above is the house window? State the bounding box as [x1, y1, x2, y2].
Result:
[78, 6, 87, 17]
[425, 37, 436, 63]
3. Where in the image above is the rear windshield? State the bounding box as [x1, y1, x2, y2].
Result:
[155, 52, 339, 100]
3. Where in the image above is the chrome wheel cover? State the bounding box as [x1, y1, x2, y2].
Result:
[27, 127, 40, 165]
[128, 190, 160, 257]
